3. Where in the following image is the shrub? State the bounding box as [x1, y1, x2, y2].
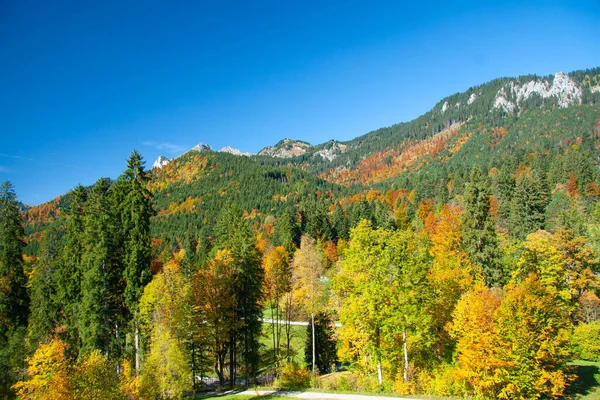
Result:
[276, 361, 311, 390]
[571, 321, 600, 361]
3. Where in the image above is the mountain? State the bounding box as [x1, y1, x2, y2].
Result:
[191, 142, 213, 152]
[22, 67, 600, 254]
[152, 155, 170, 169]
[258, 138, 313, 158]
[218, 146, 253, 156]
[256, 69, 600, 182]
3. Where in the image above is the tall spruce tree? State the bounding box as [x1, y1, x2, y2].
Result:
[0, 181, 29, 396]
[509, 171, 548, 240]
[0, 181, 29, 333]
[121, 151, 154, 372]
[79, 178, 117, 357]
[56, 184, 87, 351]
[462, 167, 503, 287]
[27, 226, 62, 350]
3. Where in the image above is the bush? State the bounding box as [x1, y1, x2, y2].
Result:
[571, 321, 600, 361]
[276, 361, 311, 390]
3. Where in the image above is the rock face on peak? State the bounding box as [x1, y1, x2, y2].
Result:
[152, 155, 170, 169]
[218, 146, 253, 156]
[258, 138, 312, 158]
[493, 71, 582, 113]
[316, 141, 348, 161]
[191, 142, 213, 152]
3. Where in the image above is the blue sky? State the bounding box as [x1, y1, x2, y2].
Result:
[1, 0, 599, 205]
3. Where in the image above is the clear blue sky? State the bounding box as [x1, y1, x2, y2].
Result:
[1, 0, 599, 205]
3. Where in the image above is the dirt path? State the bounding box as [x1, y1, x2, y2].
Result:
[235, 389, 417, 400]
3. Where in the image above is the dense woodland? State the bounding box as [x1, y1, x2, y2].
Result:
[2, 68, 600, 399]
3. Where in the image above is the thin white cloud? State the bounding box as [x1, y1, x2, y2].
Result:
[0, 166, 9, 173]
[142, 141, 186, 154]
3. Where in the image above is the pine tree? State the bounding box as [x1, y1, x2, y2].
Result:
[462, 167, 503, 287]
[120, 151, 154, 372]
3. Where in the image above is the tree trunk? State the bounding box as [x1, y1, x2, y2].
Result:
[403, 328, 409, 383]
[135, 322, 140, 375]
[229, 333, 236, 388]
[271, 304, 277, 370]
[311, 312, 316, 375]
[376, 326, 382, 385]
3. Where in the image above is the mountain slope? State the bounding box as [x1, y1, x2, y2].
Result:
[22, 67, 600, 253]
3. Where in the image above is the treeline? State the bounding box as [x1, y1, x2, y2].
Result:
[4, 157, 600, 399]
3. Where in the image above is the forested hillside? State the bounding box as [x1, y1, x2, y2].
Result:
[2, 67, 600, 399]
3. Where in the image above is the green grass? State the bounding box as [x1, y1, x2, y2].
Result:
[260, 308, 308, 368]
[566, 360, 600, 400]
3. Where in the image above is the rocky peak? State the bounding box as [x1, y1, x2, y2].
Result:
[219, 146, 253, 156]
[152, 155, 170, 169]
[191, 142, 213, 152]
[258, 138, 313, 158]
[493, 71, 582, 113]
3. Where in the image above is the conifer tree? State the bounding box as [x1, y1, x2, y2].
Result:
[0, 181, 29, 395]
[27, 227, 62, 350]
[121, 151, 154, 372]
[79, 178, 117, 357]
[510, 171, 548, 239]
[56, 184, 87, 351]
[0, 181, 29, 333]
[215, 205, 263, 386]
[462, 167, 503, 287]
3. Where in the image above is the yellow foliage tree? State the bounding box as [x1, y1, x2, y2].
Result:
[72, 349, 119, 400]
[12, 338, 73, 399]
[292, 235, 327, 375]
[426, 205, 477, 361]
[139, 259, 192, 398]
[493, 276, 572, 399]
[262, 245, 291, 368]
[450, 283, 503, 398]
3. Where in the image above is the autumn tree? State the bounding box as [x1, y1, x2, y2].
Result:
[292, 234, 327, 375]
[450, 283, 503, 398]
[139, 259, 191, 398]
[263, 245, 291, 370]
[426, 204, 476, 361]
[334, 220, 432, 385]
[493, 276, 572, 399]
[215, 204, 263, 385]
[12, 338, 73, 400]
[191, 249, 238, 385]
[513, 229, 598, 317]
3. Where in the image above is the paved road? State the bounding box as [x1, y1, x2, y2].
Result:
[235, 389, 416, 400]
[259, 319, 342, 327]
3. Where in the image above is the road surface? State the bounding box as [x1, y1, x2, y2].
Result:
[234, 389, 417, 400]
